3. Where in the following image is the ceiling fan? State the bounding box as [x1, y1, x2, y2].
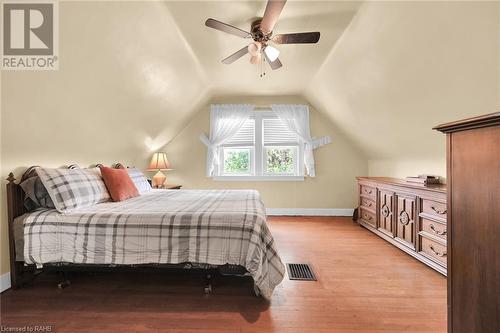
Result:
[205, 0, 320, 73]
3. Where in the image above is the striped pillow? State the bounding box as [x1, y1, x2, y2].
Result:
[127, 168, 152, 194]
[36, 167, 110, 213]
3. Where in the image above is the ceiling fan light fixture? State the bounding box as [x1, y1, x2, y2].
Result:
[264, 45, 280, 62]
[250, 54, 261, 65]
[248, 42, 262, 57]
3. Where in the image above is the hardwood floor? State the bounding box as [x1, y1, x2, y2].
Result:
[0, 217, 447, 333]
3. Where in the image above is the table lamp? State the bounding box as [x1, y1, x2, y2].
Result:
[148, 152, 171, 188]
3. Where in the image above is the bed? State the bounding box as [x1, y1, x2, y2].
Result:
[6, 165, 285, 299]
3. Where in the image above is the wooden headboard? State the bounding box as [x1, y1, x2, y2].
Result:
[5, 163, 126, 288]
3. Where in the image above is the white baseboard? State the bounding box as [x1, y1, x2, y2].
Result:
[0, 272, 11, 293]
[266, 208, 354, 216]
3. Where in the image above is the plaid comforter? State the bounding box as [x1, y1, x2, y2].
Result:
[22, 189, 285, 299]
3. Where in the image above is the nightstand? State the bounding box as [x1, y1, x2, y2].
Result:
[147, 179, 182, 189]
[162, 184, 182, 190]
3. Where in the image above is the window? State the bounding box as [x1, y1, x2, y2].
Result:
[263, 118, 299, 176]
[221, 119, 254, 176]
[215, 112, 304, 180]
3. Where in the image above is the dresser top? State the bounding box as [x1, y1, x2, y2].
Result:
[433, 112, 500, 133]
[357, 177, 447, 194]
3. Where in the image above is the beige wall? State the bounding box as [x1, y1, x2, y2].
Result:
[306, 1, 500, 179]
[498, 1, 500, 107]
[368, 158, 446, 180]
[165, 95, 367, 208]
[1, 69, 6, 276]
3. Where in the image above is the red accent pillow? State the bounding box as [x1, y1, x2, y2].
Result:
[100, 166, 139, 202]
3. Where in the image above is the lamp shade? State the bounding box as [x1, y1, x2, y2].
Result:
[148, 152, 171, 170]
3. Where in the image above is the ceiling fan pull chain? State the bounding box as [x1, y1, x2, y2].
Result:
[260, 55, 263, 77]
[261, 55, 266, 77]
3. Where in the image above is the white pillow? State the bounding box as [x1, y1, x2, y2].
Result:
[36, 167, 110, 213]
[127, 168, 152, 194]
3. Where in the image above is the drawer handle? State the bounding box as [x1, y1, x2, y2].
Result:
[431, 206, 447, 215]
[429, 245, 447, 257]
[363, 213, 372, 221]
[430, 224, 447, 236]
[364, 189, 373, 195]
[363, 201, 373, 208]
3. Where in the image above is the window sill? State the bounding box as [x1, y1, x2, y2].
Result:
[212, 175, 304, 182]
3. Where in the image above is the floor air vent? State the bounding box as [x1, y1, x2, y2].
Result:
[286, 263, 317, 281]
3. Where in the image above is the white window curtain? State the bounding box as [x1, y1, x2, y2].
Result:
[271, 104, 331, 177]
[199, 104, 254, 176]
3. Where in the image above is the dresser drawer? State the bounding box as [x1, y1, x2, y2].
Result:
[360, 185, 376, 198]
[420, 236, 447, 266]
[359, 208, 376, 228]
[421, 218, 447, 240]
[360, 197, 376, 212]
[422, 199, 447, 221]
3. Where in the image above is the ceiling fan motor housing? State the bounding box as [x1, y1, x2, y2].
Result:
[251, 19, 271, 42]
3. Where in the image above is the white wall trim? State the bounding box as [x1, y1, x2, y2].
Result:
[0, 272, 11, 293]
[266, 208, 354, 216]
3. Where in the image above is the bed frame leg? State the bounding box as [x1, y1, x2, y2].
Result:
[11, 262, 24, 289]
[204, 272, 213, 295]
[57, 271, 71, 289]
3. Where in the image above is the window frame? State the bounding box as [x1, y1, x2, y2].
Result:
[213, 111, 304, 181]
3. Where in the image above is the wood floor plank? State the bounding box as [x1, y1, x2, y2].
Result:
[0, 217, 446, 332]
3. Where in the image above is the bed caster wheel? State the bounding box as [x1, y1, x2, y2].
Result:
[57, 280, 71, 289]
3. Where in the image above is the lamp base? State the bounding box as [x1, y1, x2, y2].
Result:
[152, 170, 167, 188]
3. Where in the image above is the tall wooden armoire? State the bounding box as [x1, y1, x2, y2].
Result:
[434, 112, 500, 333]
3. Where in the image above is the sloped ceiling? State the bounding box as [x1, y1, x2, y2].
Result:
[2, 0, 365, 169]
[160, 0, 499, 160]
[305, 1, 500, 160]
[3, 1, 211, 163]
[3, 1, 498, 164]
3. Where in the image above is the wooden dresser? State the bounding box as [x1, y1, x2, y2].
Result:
[434, 113, 500, 333]
[357, 177, 447, 275]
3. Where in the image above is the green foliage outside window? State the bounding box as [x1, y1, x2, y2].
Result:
[224, 149, 250, 174]
[266, 147, 295, 174]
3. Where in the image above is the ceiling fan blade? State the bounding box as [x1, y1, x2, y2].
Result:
[264, 52, 283, 70]
[269, 57, 282, 70]
[205, 18, 251, 38]
[273, 32, 320, 44]
[222, 46, 249, 64]
[260, 0, 287, 35]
